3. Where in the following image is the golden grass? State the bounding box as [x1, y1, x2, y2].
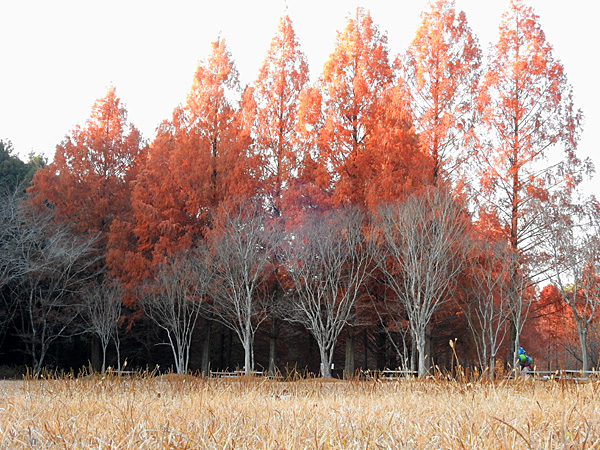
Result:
[0, 375, 599, 449]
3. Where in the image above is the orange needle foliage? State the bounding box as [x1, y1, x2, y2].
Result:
[28, 86, 144, 246]
[281, 86, 333, 223]
[250, 14, 310, 217]
[476, 0, 586, 254]
[473, 0, 590, 363]
[525, 284, 576, 370]
[18, 2, 591, 371]
[401, 0, 481, 185]
[109, 39, 259, 288]
[320, 8, 392, 174]
[319, 8, 429, 210]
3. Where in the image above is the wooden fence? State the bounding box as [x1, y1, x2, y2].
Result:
[520, 369, 600, 381]
[206, 368, 599, 381]
[378, 368, 600, 381]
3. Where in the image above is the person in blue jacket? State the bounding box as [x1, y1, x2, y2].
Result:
[518, 347, 534, 376]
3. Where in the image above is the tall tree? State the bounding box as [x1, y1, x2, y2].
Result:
[28, 87, 144, 244]
[401, 0, 481, 184]
[204, 203, 276, 375]
[115, 39, 258, 285]
[474, 0, 590, 364]
[282, 208, 373, 378]
[376, 188, 471, 376]
[319, 8, 393, 204]
[249, 14, 311, 374]
[251, 14, 310, 216]
[141, 249, 212, 374]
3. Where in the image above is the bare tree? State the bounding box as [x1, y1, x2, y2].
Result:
[461, 240, 512, 375]
[281, 208, 373, 378]
[205, 203, 276, 375]
[0, 190, 24, 337]
[544, 200, 600, 373]
[141, 248, 212, 374]
[376, 188, 470, 376]
[81, 278, 123, 373]
[12, 203, 98, 375]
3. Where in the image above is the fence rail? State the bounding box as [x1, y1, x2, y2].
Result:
[527, 369, 600, 381]
[209, 370, 265, 378]
[206, 368, 598, 381]
[379, 369, 418, 379]
[378, 368, 600, 381]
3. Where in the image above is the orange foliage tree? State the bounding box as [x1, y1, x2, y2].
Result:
[29, 86, 144, 247]
[400, 0, 481, 185]
[296, 9, 432, 375]
[301, 9, 433, 375]
[525, 284, 575, 370]
[109, 39, 258, 288]
[318, 8, 391, 205]
[281, 85, 333, 222]
[247, 14, 314, 375]
[249, 14, 310, 217]
[359, 85, 430, 211]
[474, 0, 589, 364]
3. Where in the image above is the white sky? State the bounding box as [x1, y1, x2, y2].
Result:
[1, 0, 597, 199]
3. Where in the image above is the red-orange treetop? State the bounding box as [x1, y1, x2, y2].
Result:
[476, 0, 588, 253]
[318, 8, 429, 210]
[401, 0, 481, 185]
[320, 8, 392, 172]
[251, 14, 310, 217]
[111, 39, 259, 285]
[28, 86, 144, 244]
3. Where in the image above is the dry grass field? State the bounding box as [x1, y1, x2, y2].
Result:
[0, 374, 598, 449]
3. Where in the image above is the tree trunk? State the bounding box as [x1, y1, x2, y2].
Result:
[101, 341, 108, 373]
[201, 321, 211, 376]
[509, 319, 517, 368]
[416, 329, 427, 377]
[425, 324, 433, 372]
[344, 329, 355, 379]
[166, 331, 184, 374]
[578, 324, 589, 374]
[363, 329, 369, 371]
[418, 345, 427, 377]
[90, 335, 101, 372]
[114, 334, 121, 371]
[320, 344, 332, 378]
[411, 336, 417, 373]
[376, 331, 386, 370]
[219, 329, 225, 370]
[268, 318, 278, 376]
[244, 347, 251, 375]
[242, 332, 252, 375]
[489, 354, 497, 380]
